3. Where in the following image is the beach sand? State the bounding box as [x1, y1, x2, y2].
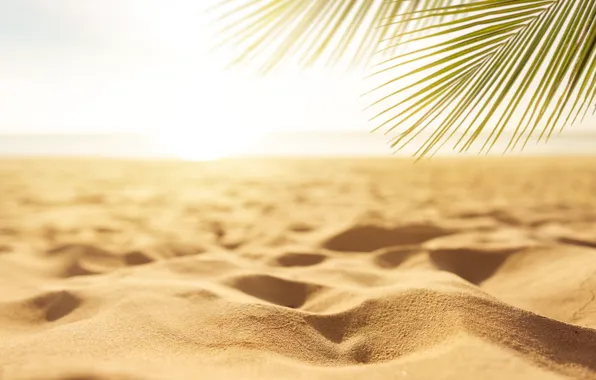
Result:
[1, 157, 596, 379]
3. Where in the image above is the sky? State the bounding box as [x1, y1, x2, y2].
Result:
[0, 0, 373, 158]
[0, 0, 594, 159]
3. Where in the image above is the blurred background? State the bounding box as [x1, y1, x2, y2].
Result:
[1, 0, 594, 160]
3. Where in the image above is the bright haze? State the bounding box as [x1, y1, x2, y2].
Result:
[0, 0, 594, 159]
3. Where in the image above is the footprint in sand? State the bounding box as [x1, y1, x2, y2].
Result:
[288, 222, 315, 233]
[10, 290, 84, 323]
[423, 230, 538, 284]
[322, 223, 452, 252]
[225, 274, 324, 309]
[372, 246, 424, 269]
[271, 251, 327, 267]
[122, 250, 155, 266]
[45, 244, 156, 277]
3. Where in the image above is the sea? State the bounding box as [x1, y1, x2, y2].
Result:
[0, 130, 594, 159]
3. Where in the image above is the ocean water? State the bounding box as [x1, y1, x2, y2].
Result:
[0, 134, 163, 158]
[0, 131, 594, 159]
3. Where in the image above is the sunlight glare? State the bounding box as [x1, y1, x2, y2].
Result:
[150, 127, 263, 161]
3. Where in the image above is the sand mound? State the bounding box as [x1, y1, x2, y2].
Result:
[2, 157, 596, 379]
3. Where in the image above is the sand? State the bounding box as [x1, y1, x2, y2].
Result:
[1, 157, 596, 379]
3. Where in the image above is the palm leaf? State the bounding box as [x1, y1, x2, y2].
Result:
[368, 0, 596, 157]
[212, 0, 596, 157]
[210, 0, 454, 70]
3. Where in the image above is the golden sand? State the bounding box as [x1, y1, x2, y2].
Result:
[1, 157, 596, 379]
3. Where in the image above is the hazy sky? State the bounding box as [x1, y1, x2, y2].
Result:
[1, 1, 593, 159]
[0, 0, 370, 137]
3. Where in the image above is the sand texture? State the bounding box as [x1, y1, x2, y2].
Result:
[1, 157, 596, 379]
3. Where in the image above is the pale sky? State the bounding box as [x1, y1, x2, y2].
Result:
[0, 0, 374, 158]
[0, 1, 593, 159]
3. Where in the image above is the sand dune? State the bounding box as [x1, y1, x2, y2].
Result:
[1, 157, 596, 379]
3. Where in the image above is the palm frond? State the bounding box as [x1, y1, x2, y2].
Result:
[368, 0, 596, 157]
[212, 0, 596, 157]
[210, 0, 454, 71]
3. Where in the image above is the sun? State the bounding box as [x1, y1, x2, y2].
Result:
[150, 127, 262, 161]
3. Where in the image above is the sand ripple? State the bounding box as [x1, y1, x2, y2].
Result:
[1, 158, 596, 379]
